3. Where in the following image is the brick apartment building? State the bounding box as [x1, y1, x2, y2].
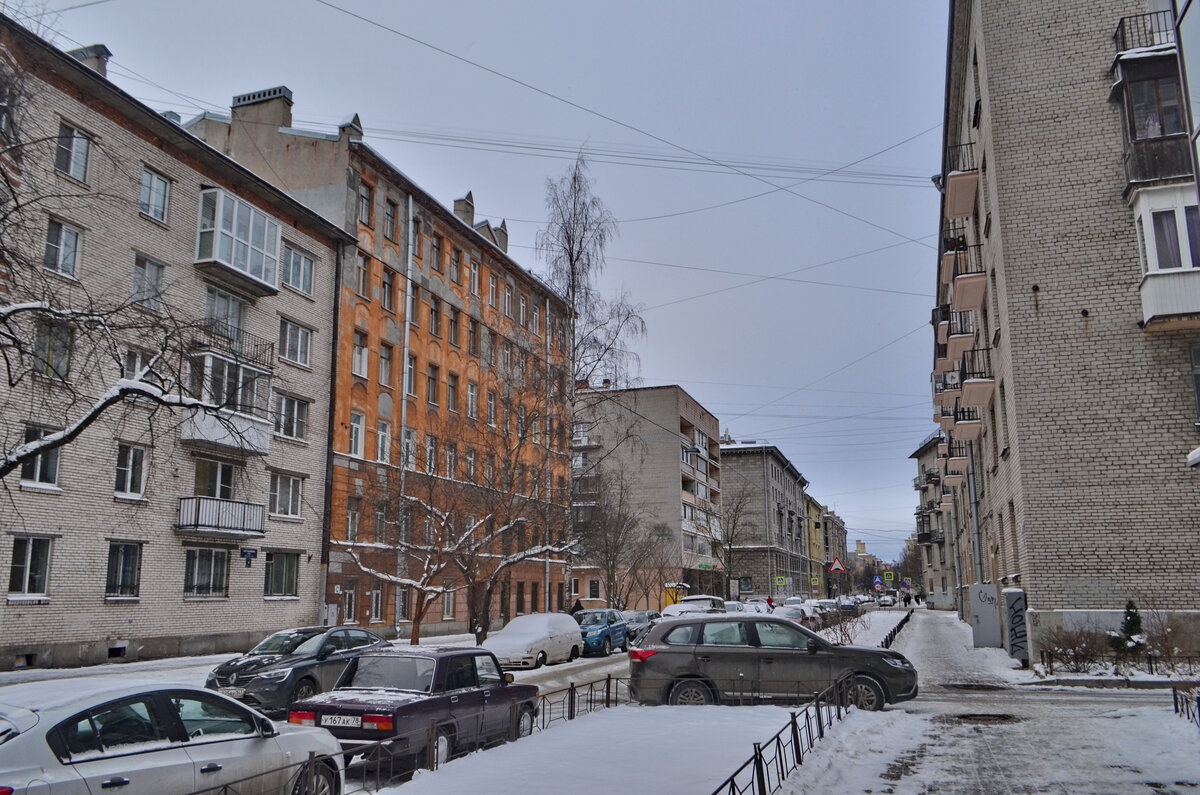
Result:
[188, 90, 571, 637]
[927, 0, 1200, 657]
[910, 432, 956, 610]
[0, 18, 352, 669]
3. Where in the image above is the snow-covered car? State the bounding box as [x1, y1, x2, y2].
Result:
[878, 595, 897, 607]
[0, 679, 343, 794]
[724, 601, 747, 613]
[771, 604, 821, 629]
[576, 609, 629, 656]
[660, 602, 720, 619]
[484, 612, 582, 669]
[679, 594, 727, 611]
[744, 601, 773, 614]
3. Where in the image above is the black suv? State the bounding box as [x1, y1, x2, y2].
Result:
[628, 615, 917, 711]
[206, 626, 388, 715]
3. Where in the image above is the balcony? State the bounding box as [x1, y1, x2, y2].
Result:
[950, 246, 986, 311]
[1114, 10, 1174, 53]
[943, 471, 965, 487]
[942, 219, 968, 252]
[954, 405, 982, 441]
[946, 441, 970, 474]
[932, 304, 950, 344]
[180, 410, 272, 456]
[1123, 135, 1192, 190]
[190, 320, 275, 371]
[943, 143, 978, 219]
[178, 496, 265, 538]
[932, 371, 961, 407]
[959, 348, 996, 407]
[939, 486, 955, 511]
[946, 311, 976, 361]
[936, 403, 956, 430]
[933, 342, 953, 373]
[916, 531, 932, 545]
[1140, 268, 1200, 331]
[194, 189, 282, 297]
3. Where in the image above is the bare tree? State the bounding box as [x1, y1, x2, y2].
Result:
[711, 482, 755, 600]
[573, 466, 657, 609]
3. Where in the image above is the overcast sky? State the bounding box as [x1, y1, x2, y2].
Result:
[43, 0, 948, 562]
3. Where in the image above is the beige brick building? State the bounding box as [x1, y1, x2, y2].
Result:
[910, 432, 957, 610]
[0, 19, 352, 669]
[929, 0, 1200, 658]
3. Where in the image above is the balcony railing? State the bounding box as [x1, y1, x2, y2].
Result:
[945, 143, 976, 174]
[1123, 134, 1192, 188]
[191, 320, 275, 370]
[178, 496, 265, 536]
[916, 532, 932, 545]
[954, 405, 981, 424]
[951, 246, 985, 280]
[942, 219, 967, 252]
[930, 304, 950, 328]
[948, 311, 974, 338]
[960, 347, 993, 382]
[1114, 10, 1174, 52]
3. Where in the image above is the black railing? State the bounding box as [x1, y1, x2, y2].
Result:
[1114, 10, 1174, 52]
[916, 532, 932, 545]
[945, 142, 976, 174]
[177, 496, 265, 535]
[955, 405, 980, 424]
[1174, 687, 1200, 730]
[930, 304, 950, 327]
[947, 441, 970, 460]
[951, 245, 985, 280]
[192, 319, 275, 369]
[960, 347, 994, 382]
[881, 609, 914, 649]
[948, 311, 974, 337]
[942, 219, 967, 251]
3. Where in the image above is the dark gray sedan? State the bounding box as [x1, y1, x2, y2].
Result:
[627, 614, 917, 711]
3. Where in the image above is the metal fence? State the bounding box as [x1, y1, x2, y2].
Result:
[710, 675, 855, 795]
[1039, 650, 1200, 678]
[881, 609, 914, 649]
[1174, 687, 1200, 731]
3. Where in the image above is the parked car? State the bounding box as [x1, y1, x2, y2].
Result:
[627, 615, 918, 711]
[837, 596, 859, 615]
[744, 601, 773, 614]
[679, 594, 727, 610]
[206, 625, 388, 716]
[797, 599, 834, 627]
[290, 647, 538, 769]
[621, 609, 662, 642]
[878, 594, 897, 607]
[575, 609, 629, 656]
[484, 612, 582, 669]
[660, 602, 721, 618]
[0, 679, 344, 795]
[771, 604, 820, 630]
[724, 601, 747, 613]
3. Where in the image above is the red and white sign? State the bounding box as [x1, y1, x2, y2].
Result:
[829, 557, 847, 574]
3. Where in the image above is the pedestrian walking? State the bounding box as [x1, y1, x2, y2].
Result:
[569, 598, 583, 615]
[903, 593, 912, 608]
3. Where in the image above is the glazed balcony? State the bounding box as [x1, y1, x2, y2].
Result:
[916, 531, 932, 545]
[954, 405, 982, 441]
[959, 348, 996, 407]
[178, 496, 265, 538]
[1114, 10, 1174, 53]
[946, 311, 976, 361]
[950, 246, 986, 311]
[1140, 269, 1200, 331]
[943, 143, 978, 219]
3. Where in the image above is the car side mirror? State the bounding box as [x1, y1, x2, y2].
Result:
[316, 646, 331, 661]
[504, 672, 515, 684]
[257, 716, 278, 737]
[807, 643, 820, 655]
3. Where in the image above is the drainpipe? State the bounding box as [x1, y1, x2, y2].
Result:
[762, 448, 772, 598]
[543, 296, 552, 612]
[394, 194, 416, 636]
[319, 238, 345, 627]
[966, 440, 984, 584]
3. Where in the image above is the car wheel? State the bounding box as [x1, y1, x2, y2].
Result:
[669, 679, 715, 706]
[290, 762, 337, 795]
[568, 645, 580, 661]
[517, 707, 535, 738]
[602, 637, 611, 656]
[850, 675, 886, 712]
[433, 729, 453, 767]
[292, 678, 319, 703]
[534, 651, 547, 669]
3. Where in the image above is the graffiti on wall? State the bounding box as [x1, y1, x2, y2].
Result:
[1004, 589, 1028, 662]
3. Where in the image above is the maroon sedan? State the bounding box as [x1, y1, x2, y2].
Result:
[288, 646, 538, 768]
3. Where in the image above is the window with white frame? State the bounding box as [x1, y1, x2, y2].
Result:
[448, 308, 459, 347]
[132, 256, 164, 311]
[504, 285, 514, 317]
[465, 449, 476, 482]
[425, 434, 437, 474]
[468, 319, 479, 356]
[279, 319, 312, 367]
[9, 536, 51, 595]
[189, 354, 270, 418]
[487, 391, 497, 426]
[114, 443, 146, 497]
[274, 393, 309, 440]
[139, 168, 169, 222]
[470, 260, 480, 295]
[346, 497, 360, 542]
[205, 287, 246, 339]
[344, 583, 357, 623]
[370, 584, 383, 621]
[34, 322, 71, 379]
[263, 551, 298, 597]
[451, 249, 462, 283]
[429, 297, 441, 337]
[532, 305, 541, 335]
[467, 382, 478, 419]
[352, 331, 368, 377]
[379, 344, 393, 387]
[519, 294, 528, 326]
[184, 547, 228, 598]
[431, 235, 443, 272]
[54, 122, 90, 181]
[442, 581, 455, 619]
[349, 412, 364, 456]
[445, 443, 456, 480]
[124, 347, 155, 379]
[281, 245, 314, 295]
[269, 472, 303, 517]
[196, 189, 281, 288]
[1134, 186, 1200, 271]
[194, 457, 234, 499]
[20, 426, 59, 485]
[105, 541, 141, 597]
[377, 420, 391, 463]
[489, 274, 498, 306]
[405, 355, 416, 396]
[43, 219, 80, 277]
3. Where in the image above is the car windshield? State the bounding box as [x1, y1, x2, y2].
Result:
[249, 628, 324, 655]
[578, 612, 605, 627]
[348, 655, 437, 693]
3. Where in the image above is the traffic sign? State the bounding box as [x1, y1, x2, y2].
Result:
[884, 571, 894, 581]
[810, 577, 819, 586]
[775, 576, 786, 587]
[874, 583, 882, 592]
[873, 575, 883, 585]
[829, 557, 846, 574]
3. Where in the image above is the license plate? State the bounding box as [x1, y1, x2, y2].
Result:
[218, 687, 245, 699]
[322, 714, 362, 728]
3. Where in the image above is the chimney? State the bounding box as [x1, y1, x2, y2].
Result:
[338, 113, 363, 143]
[454, 191, 475, 226]
[231, 86, 294, 129]
[67, 44, 112, 78]
[493, 219, 508, 253]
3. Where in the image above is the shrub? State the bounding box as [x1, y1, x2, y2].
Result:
[1041, 624, 1109, 673]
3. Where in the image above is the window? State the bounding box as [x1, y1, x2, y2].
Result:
[701, 621, 750, 647]
[20, 427, 59, 485]
[467, 382, 478, 419]
[431, 235, 443, 272]
[280, 319, 312, 366]
[184, 547, 228, 598]
[470, 260, 480, 295]
[465, 449, 476, 481]
[346, 497, 360, 542]
[571, 578, 579, 596]
[443, 580, 455, 620]
[381, 268, 395, 311]
[504, 285, 514, 317]
[269, 472, 303, 517]
[1130, 77, 1184, 139]
[132, 256, 164, 310]
[43, 219, 80, 277]
[34, 322, 71, 379]
[123, 347, 155, 379]
[370, 584, 383, 621]
[114, 443, 145, 497]
[384, 200, 397, 240]
[281, 245, 314, 295]
[429, 297, 441, 337]
[530, 582, 539, 613]
[517, 405, 526, 438]
[425, 435, 438, 474]
[139, 168, 169, 222]
[196, 189, 281, 288]
[445, 443, 457, 479]
[487, 391, 497, 426]
[447, 373, 459, 412]
[489, 274, 498, 306]
[588, 579, 600, 599]
[105, 542, 141, 597]
[468, 319, 479, 356]
[356, 254, 370, 297]
[427, 365, 439, 405]
[194, 458, 234, 499]
[349, 412, 365, 456]
[358, 183, 373, 225]
[403, 428, 416, 470]
[379, 343, 393, 387]
[532, 305, 541, 336]
[205, 287, 247, 338]
[189, 355, 270, 418]
[515, 581, 525, 614]
[377, 420, 391, 463]
[274, 394, 309, 440]
[264, 552, 298, 597]
[344, 583, 357, 623]
[54, 122, 90, 181]
[408, 285, 420, 326]
[451, 249, 462, 283]
[349, 331, 371, 378]
[519, 294, 528, 326]
[9, 537, 50, 596]
[486, 454, 495, 485]
[448, 309, 460, 347]
[405, 355, 417, 396]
